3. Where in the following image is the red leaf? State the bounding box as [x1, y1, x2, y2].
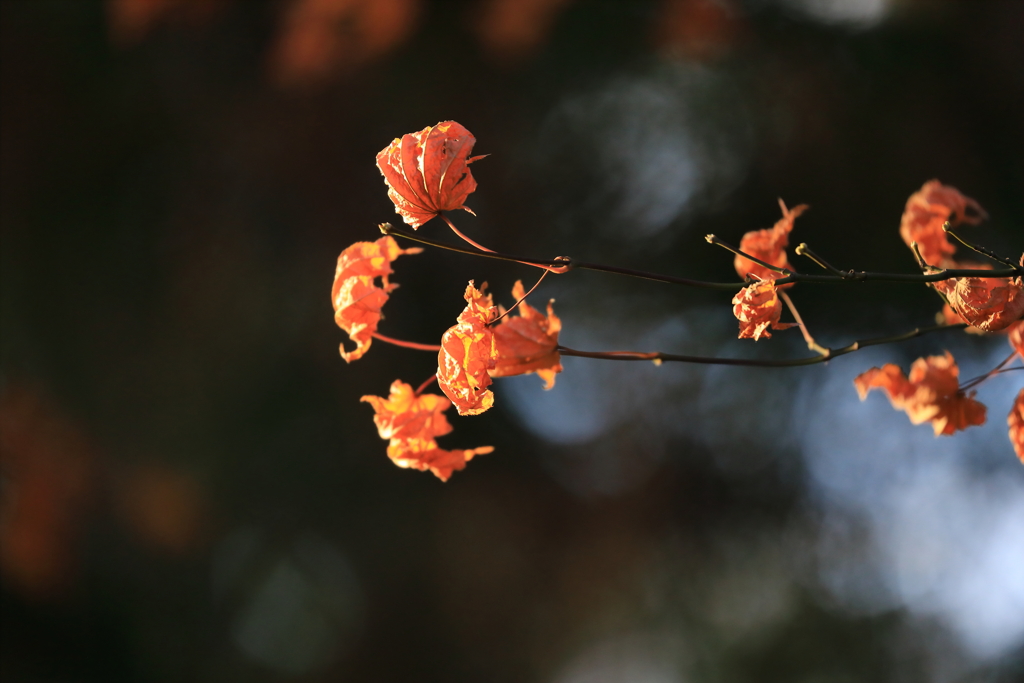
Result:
[489, 280, 563, 389]
[733, 199, 807, 284]
[1009, 389, 1024, 465]
[732, 279, 796, 341]
[437, 282, 498, 416]
[854, 352, 987, 436]
[331, 236, 420, 362]
[376, 121, 485, 228]
[899, 180, 986, 267]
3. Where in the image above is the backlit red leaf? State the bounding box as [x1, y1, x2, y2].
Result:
[361, 380, 493, 481]
[1010, 389, 1024, 465]
[376, 121, 485, 228]
[854, 351, 987, 436]
[732, 279, 796, 341]
[437, 282, 498, 416]
[734, 199, 807, 283]
[898, 180, 986, 267]
[332, 236, 421, 362]
[932, 256, 1024, 332]
[490, 280, 563, 389]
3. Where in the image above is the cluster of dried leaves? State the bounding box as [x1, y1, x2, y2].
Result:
[333, 123, 1023, 480]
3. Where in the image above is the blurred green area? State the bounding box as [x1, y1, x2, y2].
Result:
[1, 1, 1022, 681]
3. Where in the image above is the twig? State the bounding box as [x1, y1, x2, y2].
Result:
[960, 351, 1021, 391]
[706, 234, 792, 275]
[795, 243, 855, 279]
[556, 323, 968, 368]
[944, 223, 1022, 270]
[379, 223, 1017, 289]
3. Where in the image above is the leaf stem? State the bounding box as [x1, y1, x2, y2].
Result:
[413, 374, 439, 396]
[779, 290, 829, 356]
[371, 332, 441, 352]
[960, 351, 1020, 391]
[489, 269, 549, 326]
[556, 323, 967, 368]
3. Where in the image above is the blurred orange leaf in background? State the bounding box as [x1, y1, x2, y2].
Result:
[438, 282, 498, 416]
[733, 199, 807, 283]
[490, 280, 563, 389]
[376, 121, 485, 229]
[0, 386, 94, 599]
[332, 235, 421, 362]
[854, 352, 987, 436]
[899, 180, 987, 267]
[1009, 389, 1024, 464]
[362, 380, 493, 481]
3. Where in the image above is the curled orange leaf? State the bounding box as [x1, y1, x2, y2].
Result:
[438, 282, 498, 416]
[1008, 321, 1024, 360]
[899, 180, 986, 266]
[490, 280, 563, 389]
[734, 199, 807, 283]
[1009, 389, 1024, 465]
[362, 380, 493, 481]
[360, 379, 453, 443]
[732, 279, 796, 341]
[932, 256, 1024, 332]
[854, 351, 987, 436]
[332, 236, 421, 362]
[376, 121, 485, 229]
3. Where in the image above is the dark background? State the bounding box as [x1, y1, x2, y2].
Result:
[2, 1, 1022, 681]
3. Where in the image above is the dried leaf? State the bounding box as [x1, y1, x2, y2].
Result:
[1009, 321, 1024, 360]
[360, 379, 452, 443]
[490, 280, 563, 389]
[376, 121, 485, 228]
[1010, 389, 1024, 465]
[332, 236, 420, 361]
[932, 256, 1024, 332]
[733, 199, 807, 283]
[437, 282, 498, 415]
[732, 279, 797, 341]
[899, 180, 986, 267]
[854, 351, 987, 436]
[361, 380, 493, 481]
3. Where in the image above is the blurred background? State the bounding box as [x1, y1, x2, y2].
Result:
[2, 0, 1023, 681]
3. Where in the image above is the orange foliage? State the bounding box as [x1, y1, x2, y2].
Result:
[438, 282, 498, 416]
[732, 279, 796, 341]
[854, 352, 986, 436]
[932, 256, 1024, 332]
[269, 0, 421, 85]
[0, 386, 93, 599]
[376, 122, 486, 229]
[1009, 321, 1024, 360]
[1010, 389, 1024, 464]
[654, 0, 741, 62]
[490, 281, 563, 388]
[332, 235, 421, 362]
[362, 380, 493, 481]
[734, 199, 807, 284]
[899, 180, 987, 267]
[473, 0, 576, 66]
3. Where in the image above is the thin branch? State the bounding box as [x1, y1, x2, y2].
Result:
[795, 243, 851, 278]
[706, 234, 791, 275]
[371, 332, 441, 352]
[490, 269, 549, 325]
[944, 223, 1022, 270]
[556, 323, 968, 368]
[379, 223, 1017, 289]
[960, 351, 1020, 391]
[441, 213, 497, 254]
